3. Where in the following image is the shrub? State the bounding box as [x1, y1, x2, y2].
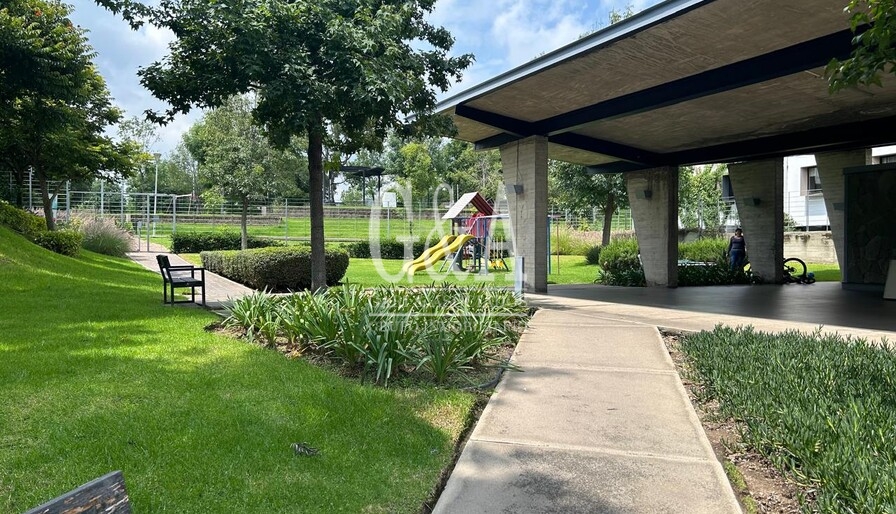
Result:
[596, 237, 644, 286]
[171, 230, 283, 253]
[0, 201, 46, 239]
[585, 245, 602, 266]
[79, 218, 132, 257]
[679, 237, 727, 265]
[34, 230, 82, 256]
[344, 238, 426, 260]
[202, 245, 349, 291]
[677, 263, 753, 286]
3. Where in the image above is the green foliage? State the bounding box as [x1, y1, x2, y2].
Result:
[202, 246, 349, 291]
[585, 245, 602, 266]
[682, 326, 896, 512]
[679, 164, 726, 231]
[679, 238, 727, 264]
[33, 229, 82, 256]
[549, 160, 627, 245]
[78, 217, 131, 257]
[344, 238, 426, 260]
[827, 0, 896, 91]
[551, 225, 598, 256]
[171, 230, 283, 253]
[225, 285, 529, 386]
[677, 264, 753, 287]
[596, 237, 644, 286]
[0, 201, 45, 239]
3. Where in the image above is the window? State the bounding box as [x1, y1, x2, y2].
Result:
[880, 154, 896, 164]
[802, 166, 821, 195]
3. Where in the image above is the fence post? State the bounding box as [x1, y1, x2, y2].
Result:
[65, 181, 70, 223]
[284, 198, 289, 241]
[100, 182, 105, 215]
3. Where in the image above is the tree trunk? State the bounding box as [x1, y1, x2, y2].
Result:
[240, 196, 249, 250]
[601, 192, 616, 246]
[307, 128, 327, 292]
[37, 174, 56, 231]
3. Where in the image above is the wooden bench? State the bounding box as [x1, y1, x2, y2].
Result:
[156, 254, 206, 306]
[24, 470, 131, 514]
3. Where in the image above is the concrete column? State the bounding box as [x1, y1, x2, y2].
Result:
[814, 149, 871, 268]
[625, 166, 678, 287]
[500, 136, 549, 293]
[728, 158, 784, 283]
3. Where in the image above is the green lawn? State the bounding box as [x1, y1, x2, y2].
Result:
[0, 226, 474, 513]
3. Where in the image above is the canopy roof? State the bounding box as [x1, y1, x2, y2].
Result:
[442, 192, 494, 220]
[437, 0, 896, 172]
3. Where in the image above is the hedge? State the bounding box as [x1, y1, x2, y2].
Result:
[0, 201, 46, 239]
[171, 230, 284, 253]
[201, 246, 349, 291]
[343, 238, 427, 260]
[34, 230, 83, 257]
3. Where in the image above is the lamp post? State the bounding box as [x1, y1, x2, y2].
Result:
[152, 152, 161, 236]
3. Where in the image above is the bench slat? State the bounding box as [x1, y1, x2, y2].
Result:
[24, 470, 131, 514]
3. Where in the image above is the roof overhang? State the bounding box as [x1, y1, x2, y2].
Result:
[437, 0, 896, 171]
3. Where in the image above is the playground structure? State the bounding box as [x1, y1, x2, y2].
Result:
[405, 192, 510, 276]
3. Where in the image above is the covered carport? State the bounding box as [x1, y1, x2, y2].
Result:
[436, 0, 896, 293]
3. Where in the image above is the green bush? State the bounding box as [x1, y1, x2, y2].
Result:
[344, 238, 426, 260]
[171, 230, 283, 253]
[596, 237, 644, 286]
[79, 218, 131, 257]
[34, 230, 82, 256]
[202, 245, 349, 291]
[682, 327, 896, 512]
[585, 245, 602, 266]
[677, 263, 753, 286]
[0, 201, 46, 239]
[679, 237, 727, 264]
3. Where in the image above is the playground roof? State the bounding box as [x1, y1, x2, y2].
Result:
[436, 0, 896, 172]
[442, 192, 494, 220]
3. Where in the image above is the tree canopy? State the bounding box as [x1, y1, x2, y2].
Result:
[97, 0, 473, 290]
[1, 0, 138, 228]
[827, 0, 896, 91]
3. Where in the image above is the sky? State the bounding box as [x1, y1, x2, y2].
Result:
[69, 0, 664, 155]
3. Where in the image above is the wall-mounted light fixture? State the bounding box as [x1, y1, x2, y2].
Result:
[506, 184, 524, 195]
[741, 196, 761, 206]
[636, 189, 653, 200]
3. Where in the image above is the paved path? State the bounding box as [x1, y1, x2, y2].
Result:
[126, 243, 253, 311]
[435, 302, 742, 513]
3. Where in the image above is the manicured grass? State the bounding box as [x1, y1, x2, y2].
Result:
[0, 226, 474, 513]
[159, 217, 452, 242]
[682, 326, 896, 512]
[805, 262, 840, 282]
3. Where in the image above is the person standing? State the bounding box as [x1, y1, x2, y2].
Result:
[727, 228, 746, 271]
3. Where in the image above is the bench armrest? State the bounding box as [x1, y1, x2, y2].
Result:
[167, 265, 205, 271]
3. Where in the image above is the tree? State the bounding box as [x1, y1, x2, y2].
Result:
[0, 0, 138, 228]
[679, 164, 726, 232]
[827, 0, 896, 91]
[97, 0, 472, 291]
[549, 161, 628, 246]
[185, 95, 307, 249]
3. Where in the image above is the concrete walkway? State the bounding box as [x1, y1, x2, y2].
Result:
[434, 302, 742, 513]
[126, 243, 253, 311]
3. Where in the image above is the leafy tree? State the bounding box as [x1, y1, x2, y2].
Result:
[0, 0, 138, 228]
[679, 164, 726, 232]
[185, 95, 307, 249]
[827, 0, 896, 91]
[549, 161, 628, 246]
[96, 0, 472, 291]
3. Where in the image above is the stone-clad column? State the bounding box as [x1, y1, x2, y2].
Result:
[625, 166, 679, 287]
[814, 149, 871, 269]
[728, 159, 784, 283]
[500, 136, 549, 293]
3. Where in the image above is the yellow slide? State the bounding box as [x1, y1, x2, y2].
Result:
[402, 234, 456, 272]
[406, 234, 474, 275]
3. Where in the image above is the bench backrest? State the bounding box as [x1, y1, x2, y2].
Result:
[156, 254, 172, 272]
[24, 470, 131, 514]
